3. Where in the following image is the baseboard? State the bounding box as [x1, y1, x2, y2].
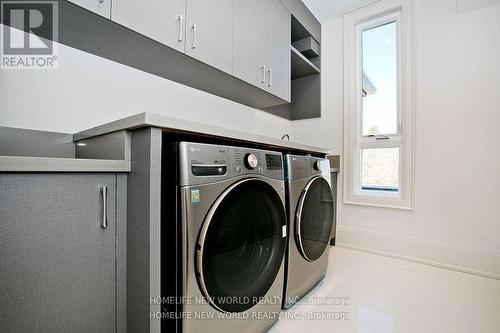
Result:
[336, 226, 500, 280]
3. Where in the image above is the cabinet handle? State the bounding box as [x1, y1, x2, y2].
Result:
[191, 23, 197, 49]
[267, 68, 273, 87]
[177, 15, 183, 42]
[261, 65, 266, 84]
[100, 186, 108, 229]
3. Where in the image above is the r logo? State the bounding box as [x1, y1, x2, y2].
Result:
[1, 1, 57, 55]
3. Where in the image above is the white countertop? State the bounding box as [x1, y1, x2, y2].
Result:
[74, 112, 331, 154]
[0, 156, 130, 172]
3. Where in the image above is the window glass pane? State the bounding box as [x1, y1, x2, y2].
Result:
[362, 21, 398, 136]
[361, 147, 399, 192]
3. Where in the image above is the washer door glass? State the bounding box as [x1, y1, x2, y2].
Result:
[197, 179, 286, 313]
[296, 177, 334, 262]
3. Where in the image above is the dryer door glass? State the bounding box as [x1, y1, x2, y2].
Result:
[296, 177, 334, 261]
[197, 179, 286, 313]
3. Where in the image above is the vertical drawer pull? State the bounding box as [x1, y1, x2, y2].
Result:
[100, 186, 108, 229]
[191, 23, 197, 49]
[261, 65, 266, 84]
[267, 68, 273, 87]
[177, 15, 183, 42]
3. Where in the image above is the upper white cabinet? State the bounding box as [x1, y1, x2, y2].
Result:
[107, 0, 294, 105]
[266, 0, 291, 101]
[68, 0, 111, 18]
[112, 0, 186, 52]
[233, 0, 291, 102]
[185, 0, 234, 74]
[233, 0, 268, 90]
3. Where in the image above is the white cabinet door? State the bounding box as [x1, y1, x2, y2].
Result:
[112, 0, 186, 52]
[233, 0, 291, 101]
[68, 0, 111, 18]
[185, 0, 234, 74]
[233, 0, 268, 89]
[265, 0, 291, 101]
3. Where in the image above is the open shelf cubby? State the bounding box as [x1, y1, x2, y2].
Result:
[291, 45, 320, 79]
[265, 13, 321, 120]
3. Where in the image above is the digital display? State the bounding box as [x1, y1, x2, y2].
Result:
[265, 154, 282, 170]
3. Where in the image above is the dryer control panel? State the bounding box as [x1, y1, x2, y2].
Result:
[179, 142, 284, 186]
[285, 154, 331, 181]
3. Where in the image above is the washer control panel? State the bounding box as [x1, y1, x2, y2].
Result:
[179, 142, 284, 186]
[231, 147, 282, 179]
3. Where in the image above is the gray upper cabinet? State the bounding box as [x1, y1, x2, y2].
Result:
[233, 0, 268, 90]
[112, 0, 186, 52]
[22, 0, 319, 114]
[67, 0, 112, 18]
[185, 0, 234, 74]
[0, 174, 118, 333]
[111, 0, 291, 103]
[233, 0, 291, 102]
[266, 0, 291, 101]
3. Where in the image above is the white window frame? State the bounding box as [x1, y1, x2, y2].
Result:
[343, 0, 414, 210]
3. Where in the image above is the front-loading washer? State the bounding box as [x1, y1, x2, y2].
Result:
[282, 154, 334, 309]
[162, 141, 287, 333]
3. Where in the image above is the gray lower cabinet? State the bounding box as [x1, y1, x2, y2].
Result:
[185, 0, 234, 74]
[0, 173, 126, 333]
[112, 0, 186, 52]
[233, 0, 291, 102]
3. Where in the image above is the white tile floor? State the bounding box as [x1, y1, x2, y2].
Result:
[270, 247, 500, 333]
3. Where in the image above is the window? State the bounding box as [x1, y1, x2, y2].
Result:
[344, 0, 414, 209]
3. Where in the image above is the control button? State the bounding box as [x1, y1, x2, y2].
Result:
[258, 167, 264, 173]
[235, 166, 242, 173]
[244, 153, 258, 169]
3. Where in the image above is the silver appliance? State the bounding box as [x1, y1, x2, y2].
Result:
[175, 141, 287, 332]
[283, 155, 334, 309]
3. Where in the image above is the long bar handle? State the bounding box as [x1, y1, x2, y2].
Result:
[261, 65, 266, 84]
[191, 23, 197, 49]
[267, 68, 273, 87]
[177, 15, 183, 42]
[100, 186, 108, 229]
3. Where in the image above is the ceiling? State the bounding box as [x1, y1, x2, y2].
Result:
[301, 0, 379, 23]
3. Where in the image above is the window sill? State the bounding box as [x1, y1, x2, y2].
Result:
[343, 196, 413, 210]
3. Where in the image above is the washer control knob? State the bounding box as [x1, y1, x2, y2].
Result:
[313, 160, 322, 171]
[244, 153, 258, 169]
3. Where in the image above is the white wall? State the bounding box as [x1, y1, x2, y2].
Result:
[0, 29, 292, 138]
[293, 0, 500, 278]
